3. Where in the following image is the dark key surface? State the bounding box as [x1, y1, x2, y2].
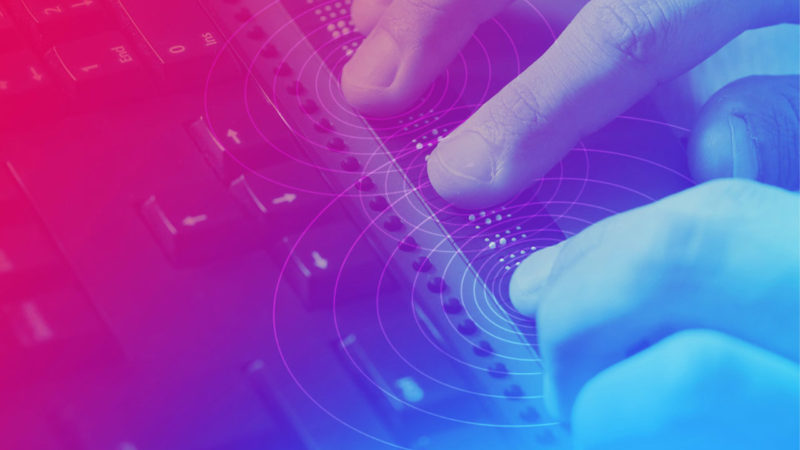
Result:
[228, 168, 331, 234]
[0, 4, 21, 53]
[45, 31, 148, 104]
[140, 181, 261, 266]
[0, 50, 64, 123]
[9, 0, 111, 43]
[113, 0, 236, 86]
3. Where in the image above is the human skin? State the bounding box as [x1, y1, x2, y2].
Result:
[342, 1, 800, 448]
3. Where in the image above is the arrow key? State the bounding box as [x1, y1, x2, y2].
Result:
[9, 0, 111, 44]
[0, 5, 22, 53]
[0, 51, 64, 127]
[278, 220, 396, 310]
[187, 111, 298, 182]
[228, 168, 331, 236]
[45, 32, 148, 106]
[140, 182, 260, 266]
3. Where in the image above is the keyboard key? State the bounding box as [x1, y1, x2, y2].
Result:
[0, 166, 24, 223]
[188, 116, 290, 183]
[0, 223, 73, 302]
[0, 5, 22, 53]
[140, 183, 261, 266]
[45, 31, 147, 105]
[9, 0, 111, 43]
[190, 82, 307, 180]
[0, 50, 64, 125]
[113, 0, 237, 86]
[335, 327, 482, 442]
[227, 165, 331, 234]
[279, 218, 398, 309]
[0, 287, 121, 381]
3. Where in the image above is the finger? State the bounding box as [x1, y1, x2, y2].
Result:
[427, 0, 799, 209]
[689, 75, 800, 190]
[508, 179, 800, 419]
[572, 329, 800, 450]
[341, 0, 514, 116]
[351, 0, 392, 34]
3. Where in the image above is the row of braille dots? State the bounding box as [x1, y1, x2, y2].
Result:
[404, 223, 546, 424]
[468, 212, 537, 271]
[292, 22, 545, 421]
[347, 160, 536, 409]
[330, 124, 548, 427]
[424, 258, 545, 423]
[312, 0, 360, 56]
[399, 108, 443, 131]
[411, 126, 447, 153]
[450, 211, 547, 425]
[407, 111, 447, 166]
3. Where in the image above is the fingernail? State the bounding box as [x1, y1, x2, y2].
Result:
[508, 244, 562, 316]
[343, 28, 400, 88]
[728, 115, 759, 179]
[427, 132, 497, 199]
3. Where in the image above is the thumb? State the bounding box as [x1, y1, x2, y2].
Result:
[689, 75, 800, 191]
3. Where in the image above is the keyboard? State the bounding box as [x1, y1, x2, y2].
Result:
[0, 0, 694, 448]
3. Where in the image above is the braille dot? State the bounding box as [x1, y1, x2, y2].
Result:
[520, 406, 541, 423]
[340, 156, 360, 172]
[327, 137, 347, 151]
[427, 277, 448, 293]
[504, 384, 524, 399]
[369, 196, 389, 212]
[287, 81, 306, 95]
[412, 257, 432, 272]
[383, 215, 403, 232]
[399, 236, 418, 252]
[301, 99, 319, 114]
[457, 319, 478, 335]
[443, 298, 463, 314]
[473, 340, 493, 357]
[356, 176, 374, 191]
[488, 363, 508, 378]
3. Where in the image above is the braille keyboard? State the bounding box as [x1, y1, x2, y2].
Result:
[0, 1, 693, 448]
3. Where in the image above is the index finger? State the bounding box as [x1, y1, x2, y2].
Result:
[342, 0, 514, 115]
[427, 0, 799, 209]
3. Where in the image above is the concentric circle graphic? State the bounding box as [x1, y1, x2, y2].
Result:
[197, 0, 695, 447]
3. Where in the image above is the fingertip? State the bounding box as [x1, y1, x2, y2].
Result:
[688, 113, 756, 182]
[426, 131, 511, 209]
[688, 100, 758, 183]
[508, 244, 562, 317]
[341, 28, 409, 116]
[688, 75, 799, 189]
[350, 0, 391, 34]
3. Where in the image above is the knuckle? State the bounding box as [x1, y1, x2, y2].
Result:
[583, 0, 673, 64]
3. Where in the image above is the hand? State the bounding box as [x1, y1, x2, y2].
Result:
[341, 0, 799, 208]
[506, 178, 799, 449]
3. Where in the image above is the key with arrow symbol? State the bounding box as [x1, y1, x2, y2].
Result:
[271, 193, 297, 205]
[226, 129, 241, 145]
